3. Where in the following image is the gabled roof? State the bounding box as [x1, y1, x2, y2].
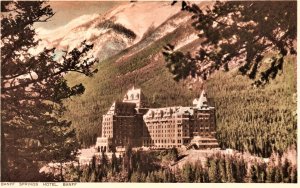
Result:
[105, 101, 136, 115]
[193, 90, 215, 110]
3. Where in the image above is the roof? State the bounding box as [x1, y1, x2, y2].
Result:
[177, 107, 194, 115]
[106, 101, 137, 115]
[193, 90, 215, 110]
[143, 106, 195, 119]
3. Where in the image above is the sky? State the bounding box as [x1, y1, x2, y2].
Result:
[35, 1, 125, 29]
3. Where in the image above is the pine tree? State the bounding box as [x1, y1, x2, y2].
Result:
[182, 162, 194, 182]
[225, 156, 234, 182]
[80, 166, 90, 182]
[130, 171, 139, 182]
[1, 0, 97, 181]
[219, 157, 227, 182]
[274, 167, 283, 183]
[208, 158, 219, 183]
[194, 160, 204, 182]
[145, 173, 151, 182]
[266, 165, 276, 183]
[290, 166, 297, 183]
[249, 165, 258, 183]
[257, 163, 267, 183]
[101, 151, 108, 168]
[111, 151, 119, 173]
[89, 170, 97, 182]
[281, 158, 290, 182]
[165, 1, 296, 86]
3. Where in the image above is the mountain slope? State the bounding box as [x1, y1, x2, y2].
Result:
[35, 1, 184, 61]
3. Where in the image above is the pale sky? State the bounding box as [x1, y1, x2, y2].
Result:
[35, 1, 125, 29]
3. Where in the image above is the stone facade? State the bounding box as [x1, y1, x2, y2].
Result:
[95, 86, 218, 151]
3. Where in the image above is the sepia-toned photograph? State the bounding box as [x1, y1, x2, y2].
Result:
[1, 0, 297, 184]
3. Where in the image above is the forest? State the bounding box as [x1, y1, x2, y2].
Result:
[61, 148, 297, 183]
[206, 56, 296, 158]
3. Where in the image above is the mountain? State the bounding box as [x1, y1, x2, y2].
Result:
[35, 1, 190, 61]
[39, 1, 296, 158]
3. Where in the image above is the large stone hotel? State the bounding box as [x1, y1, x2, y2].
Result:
[96, 87, 218, 152]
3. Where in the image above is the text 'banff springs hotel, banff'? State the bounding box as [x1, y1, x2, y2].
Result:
[95, 86, 219, 152]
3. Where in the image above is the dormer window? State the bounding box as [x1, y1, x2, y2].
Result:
[151, 111, 155, 118]
[136, 93, 139, 99]
[160, 110, 164, 118]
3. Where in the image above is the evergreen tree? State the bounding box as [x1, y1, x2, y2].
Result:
[281, 158, 290, 182]
[225, 156, 234, 182]
[236, 158, 246, 183]
[208, 158, 219, 183]
[99, 163, 109, 182]
[194, 160, 204, 183]
[202, 169, 210, 183]
[80, 166, 90, 182]
[101, 151, 108, 168]
[123, 145, 133, 177]
[274, 167, 283, 183]
[148, 171, 156, 182]
[219, 157, 227, 183]
[130, 171, 139, 182]
[257, 163, 267, 183]
[89, 170, 97, 182]
[249, 165, 258, 183]
[111, 151, 119, 173]
[182, 162, 194, 182]
[165, 1, 296, 86]
[266, 165, 276, 183]
[145, 173, 151, 182]
[290, 166, 297, 183]
[1, 0, 97, 181]
[140, 172, 147, 182]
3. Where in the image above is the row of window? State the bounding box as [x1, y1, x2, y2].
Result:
[103, 117, 112, 121]
[103, 131, 113, 135]
[124, 93, 140, 100]
[146, 133, 183, 138]
[103, 126, 112, 130]
[143, 139, 182, 144]
[149, 129, 177, 133]
[147, 124, 183, 130]
[143, 144, 182, 148]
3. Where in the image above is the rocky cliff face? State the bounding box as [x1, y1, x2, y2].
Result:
[35, 1, 200, 62]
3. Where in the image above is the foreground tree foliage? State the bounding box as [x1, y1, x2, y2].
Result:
[1, 1, 97, 181]
[164, 1, 296, 86]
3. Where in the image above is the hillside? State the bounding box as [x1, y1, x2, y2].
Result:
[62, 2, 296, 158]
